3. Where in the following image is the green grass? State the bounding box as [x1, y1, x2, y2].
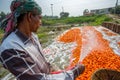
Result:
[42, 14, 113, 26]
[0, 64, 9, 78]
[89, 15, 113, 26]
[37, 26, 70, 48]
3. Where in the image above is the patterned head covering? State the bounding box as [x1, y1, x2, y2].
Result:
[0, 0, 42, 33]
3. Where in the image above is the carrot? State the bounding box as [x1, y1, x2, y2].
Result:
[58, 28, 81, 43]
[58, 28, 82, 67]
[58, 27, 120, 80]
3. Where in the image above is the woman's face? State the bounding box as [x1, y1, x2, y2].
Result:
[29, 12, 42, 32]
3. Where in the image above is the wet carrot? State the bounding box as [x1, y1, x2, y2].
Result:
[58, 27, 120, 80]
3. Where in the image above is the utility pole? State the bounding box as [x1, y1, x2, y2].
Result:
[62, 6, 64, 12]
[116, 0, 118, 6]
[51, 4, 53, 18]
[115, 0, 118, 14]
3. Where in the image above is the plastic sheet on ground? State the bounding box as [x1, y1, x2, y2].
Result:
[2, 26, 120, 80]
[43, 26, 120, 80]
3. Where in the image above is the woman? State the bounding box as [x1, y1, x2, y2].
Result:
[0, 0, 85, 80]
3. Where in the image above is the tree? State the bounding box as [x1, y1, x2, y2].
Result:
[115, 6, 120, 14]
[83, 9, 89, 15]
[60, 12, 69, 18]
[109, 8, 114, 14]
[109, 6, 120, 14]
[0, 11, 6, 21]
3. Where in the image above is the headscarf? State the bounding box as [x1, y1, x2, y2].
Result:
[0, 0, 42, 36]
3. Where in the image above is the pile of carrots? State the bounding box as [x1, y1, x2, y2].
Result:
[58, 28, 82, 66]
[58, 26, 120, 80]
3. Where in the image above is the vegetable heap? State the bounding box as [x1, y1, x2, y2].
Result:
[58, 26, 120, 80]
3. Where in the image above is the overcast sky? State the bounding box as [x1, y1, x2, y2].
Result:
[0, 0, 119, 16]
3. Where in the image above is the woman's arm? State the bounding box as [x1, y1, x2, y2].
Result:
[0, 49, 85, 80]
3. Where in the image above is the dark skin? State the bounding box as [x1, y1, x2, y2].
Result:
[17, 12, 42, 38]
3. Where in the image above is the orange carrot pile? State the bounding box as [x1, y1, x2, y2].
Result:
[58, 26, 120, 80]
[58, 28, 81, 43]
[58, 28, 82, 67]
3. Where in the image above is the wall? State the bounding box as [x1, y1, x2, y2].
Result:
[102, 22, 120, 34]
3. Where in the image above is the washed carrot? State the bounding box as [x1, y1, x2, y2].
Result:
[58, 26, 120, 80]
[58, 28, 82, 67]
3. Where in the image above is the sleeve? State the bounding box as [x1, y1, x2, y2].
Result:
[0, 49, 84, 80]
